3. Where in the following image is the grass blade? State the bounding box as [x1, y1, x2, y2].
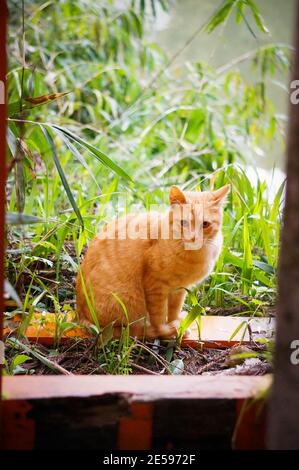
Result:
[53, 127, 101, 191]
[51, 124, 132, 182]
[178, 304, 204, 341]
[6, 212, 44, 224]
[229, 320, 248, 341]
[8, 92, 70, 116]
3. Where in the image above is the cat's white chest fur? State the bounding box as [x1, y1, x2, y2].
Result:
[187, 232, 223, 286]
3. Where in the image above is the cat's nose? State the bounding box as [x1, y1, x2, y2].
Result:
[182, 229, 195, 241]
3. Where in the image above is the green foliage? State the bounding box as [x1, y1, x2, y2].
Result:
[4, 353, 32, 375]
[5, 0, 289, 374]
[205, 0, 269, 35]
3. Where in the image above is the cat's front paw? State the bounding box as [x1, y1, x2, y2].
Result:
[159, 320, 180, 339]
[168, 319, 180, 334]
[146, 321, 179, 339]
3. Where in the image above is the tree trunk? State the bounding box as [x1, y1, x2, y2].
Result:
[0, 0, 7, 346]
[267, 0, 299, 450]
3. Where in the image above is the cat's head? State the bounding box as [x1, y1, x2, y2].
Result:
[168, 184, 230, 250]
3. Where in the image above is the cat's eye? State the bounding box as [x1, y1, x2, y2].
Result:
[181, 220, 189, 228]
[203, 221, 211, 229]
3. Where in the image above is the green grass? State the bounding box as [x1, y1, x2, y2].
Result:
[4, 0, 287, 375]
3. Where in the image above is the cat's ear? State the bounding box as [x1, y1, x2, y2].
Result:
[211, 184, 230, 205]
[169, 186, 187, 205]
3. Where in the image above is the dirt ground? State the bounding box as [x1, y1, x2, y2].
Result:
[5, 335, 272, 376]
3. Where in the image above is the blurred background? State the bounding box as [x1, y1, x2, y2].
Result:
[150, 0, 295, 172]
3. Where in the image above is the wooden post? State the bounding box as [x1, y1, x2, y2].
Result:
[267, 0, 299, 449]
[0, 0, 7, 450]
[0, 0, 7, 342]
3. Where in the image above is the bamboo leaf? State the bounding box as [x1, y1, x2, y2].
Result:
[25, 92, 70, 106]
[247, 0, 269, 34]
[253, 268, 272, 287]
[53, 128, 101, 191]
[205, 0, 235, 33]
[12, 354, 31, 369]
[51, 124, 132, 181]
[150, 0, 156, 17]
[7, 127, 17, 155]
[41, 126, 84, 229]
[158, 0, 168, 12]
[8, 92, 70, 116]
[6, 212, 44, 225]
[252, 260, 274, 275]
[15, 156, 26, 213]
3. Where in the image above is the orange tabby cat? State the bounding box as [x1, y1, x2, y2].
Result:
[76, 184, 230, 338]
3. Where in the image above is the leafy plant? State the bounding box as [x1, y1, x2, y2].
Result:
[4, 0, 289, 374]
[4, 353, 32, 375]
